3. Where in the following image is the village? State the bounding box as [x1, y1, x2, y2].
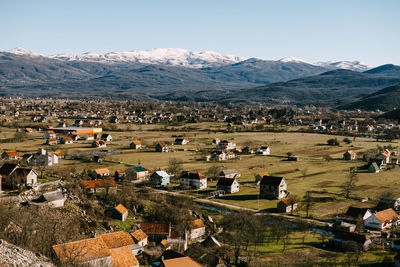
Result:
[1, 98, 400, 266]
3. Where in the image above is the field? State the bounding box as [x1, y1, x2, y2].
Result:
[1, 122, 399, 220]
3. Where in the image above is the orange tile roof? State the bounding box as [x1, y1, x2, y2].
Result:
[83, 179, 116, 189]
[158, 142, 167, 147]
[63, 136, 73, 141]
[52, 237, 111, 264]
[52, 151, 63, 157]
[162, 256, 202, 267]
[130, 229, 148, 242]
[4, 151, 18, 157]
[188, 219, 205, 230]
[47, 130, 55, 134]
[48, 138, 57, 142]
[257, 172, 270, 178]
[95, 168, 110, 175]
[132, 140, 141, 145]
[115, 204, 128, 215]
[280, 198, 298, 206]
[374, 208, 399, 223]
[116, 169, 126, 175]
[97, 231, 134, 249]
[110, 246, 138, 267]
[160, 239, 170, 248]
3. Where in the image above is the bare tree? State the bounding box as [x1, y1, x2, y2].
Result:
[342, 168, 359, 199]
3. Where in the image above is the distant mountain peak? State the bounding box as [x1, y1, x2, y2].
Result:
[7, 47, 39, 56]
[315, 60, 374, 72]
[279, 57, 311, 64]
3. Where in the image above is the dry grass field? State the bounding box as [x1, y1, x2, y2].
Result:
[1, 123, 399, 219]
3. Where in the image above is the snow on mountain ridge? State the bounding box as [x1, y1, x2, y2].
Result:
[51, 48, 246, 68]
[5, 47, 375, 71]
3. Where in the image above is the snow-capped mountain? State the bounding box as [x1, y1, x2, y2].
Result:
[278, 57, 312, 64]
[6, 47, 375, 71]
[315, 60, 374, 72]
[8, 48, 245, 68]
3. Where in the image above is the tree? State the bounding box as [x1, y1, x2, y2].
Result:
[323, 155, 333, 162]
[342, 168, 359, 199]
[125, 168, 137, 181]
[167, 158, 183, 181]
[301, 168, 308, 180]
[303, 191, 314, 218]
[327, 138, 340, 146]
[206, 165, 222, 180]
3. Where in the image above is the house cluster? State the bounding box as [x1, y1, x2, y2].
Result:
[52, 215, 213, 266]
[330, 199, 400, 251]
[367, 149, 398, 173]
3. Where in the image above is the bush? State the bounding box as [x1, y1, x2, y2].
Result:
[327, 138, 340, 146]
[343, 138, 352, 144]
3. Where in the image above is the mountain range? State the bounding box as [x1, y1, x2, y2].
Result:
[1, 47, 399, 109]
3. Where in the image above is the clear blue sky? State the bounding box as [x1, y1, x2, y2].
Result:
[1, 0, 399, 65]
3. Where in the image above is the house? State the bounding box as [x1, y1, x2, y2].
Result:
[53, 237, 112, 266]
[364, 208, 399, 230]
[174, 138, 189, 145]
[188, 219, 206, 240]
[46, 138, 58, 145]
[130, 140, 142, 149]
[85, 134, 95, 141]
[260, 176, 288, 199]
[45, 130, 56, 139]
[220, 169, 240, 178]
[3, 166, 37, 188]
[93, 156, 103, 164]
[377, 198, 400, 211]
[130, 229, 148, 247]
[207, 151, 226, 161]
[277, 198, 298, 213]
[30, 190, 66, 208]
[381, 149, 391, 164]
[216, 178, 240, 194]
[83, 179, 117, 194]
[113, 204, 128, 221]
[101, 134, 113, 142]
[217, 140, 236, 150]
[93, 168, 110, 177]
[256, 146, 270, 155]
[132, 166, 149, 180]
[255, 172, 270, 183]
[368, 162, 380, 173]
[92, 140, 107, 148]
[226, 151, 236, 159]
[180, 172, 207, 190]
[114, 169, 126, 180]
[61, 136, 73, 144]
[343, 150, 356, 160]
[140, 222, 171, 242]
[329, 230, 373, 251]
[212, 138, 220, 145]
[70, 134, 80, 141]
[1, 150, 19, 160]
[53, 233, 139, 267]
[155, 142, 169, 152]
[25, 128, 33, 133]
[150, 171, 170, 186]
[344, 207, 373, 222]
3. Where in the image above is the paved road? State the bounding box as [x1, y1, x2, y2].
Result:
[147, 187, 330, 227]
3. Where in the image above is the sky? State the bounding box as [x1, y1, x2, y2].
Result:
[1, 0, 399, 65]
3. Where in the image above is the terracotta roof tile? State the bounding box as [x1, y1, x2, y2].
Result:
[115, 204, 128, 215]
[97, 231, 134, 249]
[130, 229, 148, 242]
[110, 246, 138, 267]
[188, 219, 205, 230]
[52, 237, 111, 264]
